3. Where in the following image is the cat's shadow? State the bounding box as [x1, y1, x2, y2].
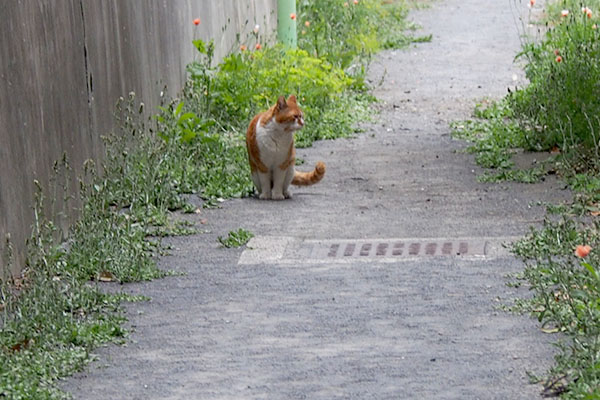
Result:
[247, 192, 326, 202]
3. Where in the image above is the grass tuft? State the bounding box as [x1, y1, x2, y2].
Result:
[217, 229, 254, 249]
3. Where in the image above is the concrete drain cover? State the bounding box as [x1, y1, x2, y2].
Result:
[238, 236, 515, 265]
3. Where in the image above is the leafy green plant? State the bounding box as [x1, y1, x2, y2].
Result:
[511, 1, 600, 160]
[478, 166, 546, 183]
[456, 1, 600, 181]
[218, 228, 254, 248]
[0, 181, 150, 400]
[187, 39, 216, 116]
[154, 95, 254, 200]
[156, 101, 215, 144]
[509, 217, 600, 398]
[102, 94, 186, 222]
[451, 99, 546, 183]
[206, 45, 370, 148]
[296, 0, 426, 69]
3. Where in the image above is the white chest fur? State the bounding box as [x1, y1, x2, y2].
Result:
[255, 117, 294, 169]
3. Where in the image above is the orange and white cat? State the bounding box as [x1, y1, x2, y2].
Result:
[246, 95, 325, 200]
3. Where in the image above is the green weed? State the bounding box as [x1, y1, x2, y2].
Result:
[296, 0, 425, 69]
[218, 229, 254, 248]
[451, 99, 545, 182]
[478, 167, 546, 184]
[511, 0, 600, 158]
[0, 182, 150, 400]
[202, 45, 371, 148]
[510, 217, 600, 398]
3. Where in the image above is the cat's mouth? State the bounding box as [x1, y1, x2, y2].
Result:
[286, 122, 303, 132]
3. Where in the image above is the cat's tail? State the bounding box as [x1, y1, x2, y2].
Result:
[291, 161, 326, 186]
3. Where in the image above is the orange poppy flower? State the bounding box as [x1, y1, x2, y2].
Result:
[575, 245, 592, 258]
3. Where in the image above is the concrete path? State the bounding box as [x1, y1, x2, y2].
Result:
[64, 0, 570, 398]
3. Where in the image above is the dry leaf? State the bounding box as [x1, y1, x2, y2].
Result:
[11, 338, 34, 352]
[13, 277, 23, 290]
[200, 219, 208, 224]
[550, 146, 561, 154]
[590, 210, 600, 217]
[98, 271, 115, 282]
[194, 208, 202, 214]
[541, 326, 560, 334]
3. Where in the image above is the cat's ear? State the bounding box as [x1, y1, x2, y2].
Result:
[287, 95, 297, 104]
[277, 95, 287, 111]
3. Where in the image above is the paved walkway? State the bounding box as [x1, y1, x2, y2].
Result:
[64, 0, 570, 398]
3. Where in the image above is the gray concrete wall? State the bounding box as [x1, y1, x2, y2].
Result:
[0, 0, 277, 277]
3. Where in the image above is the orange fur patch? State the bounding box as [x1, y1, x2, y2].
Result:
[245, 114, 268, 173]
[291, 161, 326, 186]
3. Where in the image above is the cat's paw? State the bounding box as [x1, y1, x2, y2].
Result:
[283, 190, 292, 199]
[259, 192, 271, 200]
[271, 193, 285, 201]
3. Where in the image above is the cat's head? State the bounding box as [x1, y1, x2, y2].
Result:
[274, 95, 304, 131]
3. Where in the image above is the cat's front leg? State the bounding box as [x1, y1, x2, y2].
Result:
[257, 172, 272, 200]
[282, 166, 294, 199]
[251, 172, 262, 194]
[271, 167, 289, 200]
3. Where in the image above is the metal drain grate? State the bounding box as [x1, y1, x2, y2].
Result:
[238, 236, 514, 265]
[325, 240, 472, 258]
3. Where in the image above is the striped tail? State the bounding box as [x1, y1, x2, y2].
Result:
[291, 161, 326, 186]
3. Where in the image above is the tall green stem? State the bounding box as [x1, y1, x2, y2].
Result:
[277, 0, 297, 48]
